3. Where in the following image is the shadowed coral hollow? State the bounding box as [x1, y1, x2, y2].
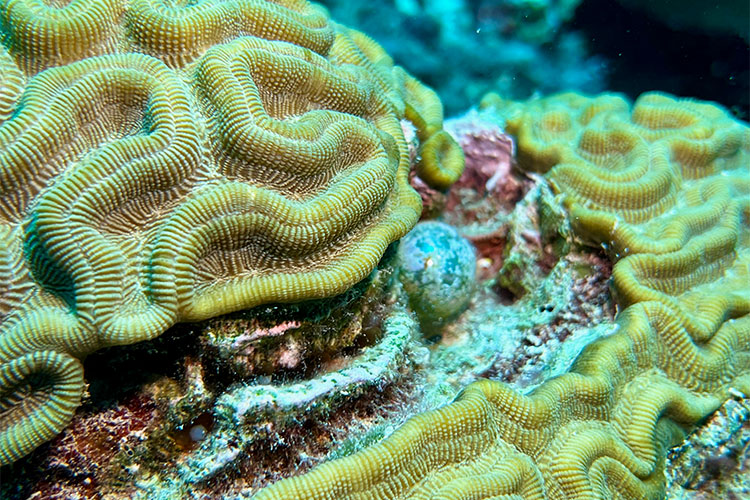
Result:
[0, 0, 464, 465]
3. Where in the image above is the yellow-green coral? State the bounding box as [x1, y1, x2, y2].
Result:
[255, 92, 750, 499]
[0, 0, 463, 464]
[415, 130, 466, 190]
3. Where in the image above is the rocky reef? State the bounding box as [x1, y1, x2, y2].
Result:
[317, 0, 605, 114]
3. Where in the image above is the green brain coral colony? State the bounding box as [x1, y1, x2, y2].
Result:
[0, 0, 748, 498]
[253, 93, 750, 500]
[0, 0, 464, 464]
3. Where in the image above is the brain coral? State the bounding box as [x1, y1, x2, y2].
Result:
[253, 92, 750, 499]
[0, 0, 464, 464]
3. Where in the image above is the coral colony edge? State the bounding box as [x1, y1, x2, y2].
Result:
[0, 1, 748, 500]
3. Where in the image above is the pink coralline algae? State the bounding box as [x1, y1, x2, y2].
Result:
[7, 393, 160, 499]
[442, 112, 530, 280]
[446, 111, 519, 201]
[411, 111, 521, 225]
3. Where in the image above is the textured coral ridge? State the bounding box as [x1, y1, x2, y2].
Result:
[253, 92, 750, 499]
[0, 0, 464, 464]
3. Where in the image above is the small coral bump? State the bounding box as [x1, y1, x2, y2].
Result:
[415, 130, 467, 190]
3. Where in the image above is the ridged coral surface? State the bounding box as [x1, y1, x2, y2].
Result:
[0, 0, 463, 464]
[254, 92, 750, 499]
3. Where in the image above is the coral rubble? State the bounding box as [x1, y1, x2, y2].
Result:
[665, 392, 750, 499]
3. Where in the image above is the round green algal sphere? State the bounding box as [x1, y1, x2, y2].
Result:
[397, 221, 476, 331]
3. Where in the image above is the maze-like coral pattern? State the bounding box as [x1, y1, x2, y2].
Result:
[254, 92, 750, 499]
[0, 0, 464, 464]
